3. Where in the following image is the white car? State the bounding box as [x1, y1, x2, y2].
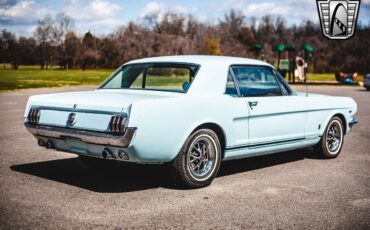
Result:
[24, 56, 358, 188]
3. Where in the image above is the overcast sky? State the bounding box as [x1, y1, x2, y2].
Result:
[1, 0, 370, 37]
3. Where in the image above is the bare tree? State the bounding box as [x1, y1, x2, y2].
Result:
[218, 10, 250, 57]
[0, 30, 9, 69]
[53, 13, 73, 45]
[154, 12, 185, 35]
[220, 9, 245, 38]
[1, 30, 18, 69]
[53, 13, 74, 69]
[36, 15, 54, 69]
[64, 32, 80, 69]
[18, 37, 37, 65]
[3, 10, 369, 74]
[274, 16, 287, 42]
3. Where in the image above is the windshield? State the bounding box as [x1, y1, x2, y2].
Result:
[100, 63, 200, 93]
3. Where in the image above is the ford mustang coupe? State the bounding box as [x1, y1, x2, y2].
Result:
[24, 56, 358, 188]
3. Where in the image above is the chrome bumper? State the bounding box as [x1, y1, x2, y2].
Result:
[25, 123, 136, 147]
[349, 118, 358, 128]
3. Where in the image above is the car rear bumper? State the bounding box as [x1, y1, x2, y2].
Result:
[25, 123, 136, 148]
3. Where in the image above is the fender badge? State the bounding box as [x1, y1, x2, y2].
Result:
[67, 113, 77, 126]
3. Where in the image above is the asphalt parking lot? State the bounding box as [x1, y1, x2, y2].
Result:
[0, 85, 369, 229]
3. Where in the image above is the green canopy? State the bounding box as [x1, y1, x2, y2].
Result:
[301, 43, 314, 52]
[285, 44, 296, 52]
[250, 43, 262, 51]
[273, 44, 285, 52]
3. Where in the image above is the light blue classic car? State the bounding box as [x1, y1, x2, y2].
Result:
[25, 56, 358, 188]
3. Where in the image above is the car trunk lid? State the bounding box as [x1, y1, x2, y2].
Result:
[26, 89, 182, 132]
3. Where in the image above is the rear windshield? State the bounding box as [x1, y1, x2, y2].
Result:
[99, 63, 199, 93]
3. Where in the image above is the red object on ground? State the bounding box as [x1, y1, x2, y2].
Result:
[339, 72, 345, 80]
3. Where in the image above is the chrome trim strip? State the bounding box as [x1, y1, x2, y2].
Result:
[248, 108, 352, 119]
[349, 118, 358, 128]
[25, 123, 136, 147]
[225, 136, 309, 151]
[32, 105, 126, 116]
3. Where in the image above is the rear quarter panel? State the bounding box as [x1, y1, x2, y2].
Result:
[127, 95, 248, 162]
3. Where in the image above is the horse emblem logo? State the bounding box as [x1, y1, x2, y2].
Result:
[67, 113, 77, 126]
[317, 0, 360, 39]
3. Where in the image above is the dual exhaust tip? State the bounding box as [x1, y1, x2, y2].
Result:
[38, 139, 55, 149]
[37, 139, 129, 161]
[102, 148, 129, 161]
[102, 148, 113, 159]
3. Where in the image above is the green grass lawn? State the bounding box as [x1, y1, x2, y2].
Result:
[0, 66, 113, 91]
[0, 65, 364, 91]
[306, 73, 363, 82]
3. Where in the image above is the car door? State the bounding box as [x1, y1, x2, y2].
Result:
[230, 65, 307, 146]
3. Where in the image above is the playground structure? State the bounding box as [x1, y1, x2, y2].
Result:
[335, 72, 358, 84]
[251, 43, 314, 83]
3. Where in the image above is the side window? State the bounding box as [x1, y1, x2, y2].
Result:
[273, 69, 292, 95]
[231, 66, 282, 97]
[103, 71, 123, 88]
[130, 72, 144, 89]
[225, 71, 238, 96]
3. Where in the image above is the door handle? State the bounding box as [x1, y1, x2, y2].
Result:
[248, 101, 258, 110]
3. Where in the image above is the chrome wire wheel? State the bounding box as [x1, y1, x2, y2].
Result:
[171, 128, 222, 188]
[186, 134, 218, 181]
[325, 120, 343, 155]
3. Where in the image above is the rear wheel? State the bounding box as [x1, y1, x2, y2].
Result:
[171, 129, 222, 188]
[79, 155, 118, 170]
[314, 116, 344, 158]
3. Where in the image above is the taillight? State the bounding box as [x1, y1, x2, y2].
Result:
[109, 115, 126, 134]
[28, 108, 40, 124]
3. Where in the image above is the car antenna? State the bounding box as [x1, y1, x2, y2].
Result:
[305, 69, 308, 97]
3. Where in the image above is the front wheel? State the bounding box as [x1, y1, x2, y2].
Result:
[171, 129, 222, 188]
[314, 116, 344, 158]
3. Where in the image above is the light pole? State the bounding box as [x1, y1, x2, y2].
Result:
[273, 44, 286, 72]
[301, 44, 314, 83]
[285, 44, 296, 82]
[250, 43, 262, 59]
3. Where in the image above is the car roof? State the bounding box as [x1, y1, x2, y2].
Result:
[126, 55, 272, 67]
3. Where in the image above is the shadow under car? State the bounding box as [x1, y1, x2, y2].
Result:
[11, 148, 316, 192]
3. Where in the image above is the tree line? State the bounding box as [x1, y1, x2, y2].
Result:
[1, 10, 369, 73]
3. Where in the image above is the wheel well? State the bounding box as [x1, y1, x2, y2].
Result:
[194, 123, 226, 159]
[333, 113, 347, 134]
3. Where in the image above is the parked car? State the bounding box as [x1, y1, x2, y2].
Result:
[24, 56, 358, 188]
[364, 74, 370, 90]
